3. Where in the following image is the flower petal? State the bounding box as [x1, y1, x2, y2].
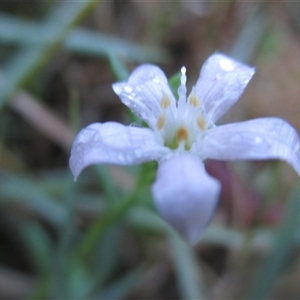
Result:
[69, 122, 170, 180]
[199, 118, 300, 175]
[151, 153, 221, 244]
[195, 53, 255, 123]
[112, 64, 176, 128]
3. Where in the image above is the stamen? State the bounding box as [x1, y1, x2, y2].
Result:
[188, 94, 201, 108]
[197, 116, 206, 131]
[160, 95, 171, 109]
[176, 126, 188, 141]
[156, 115, 166, 130]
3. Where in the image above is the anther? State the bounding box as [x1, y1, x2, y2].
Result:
[197, 116, 206, 131]
[156, 115, 166, 130]
[160, 95, 171, 109]
[176, 126, 188, 141]
[188, 94, 201, 108]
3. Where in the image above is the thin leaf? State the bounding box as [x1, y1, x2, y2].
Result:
[95, 268, 143, 299]
[75, 191, 138, 260]
[202, 225, 274, 253]
[94, 226, 122, 286]
[229, 3, 266, 62]
[0, 13, 168, 63]
[24, 222, 54, 300]
[127, 206, 170, 234]
[0, 171, 67, 227]
[246, 182, 300, 299]
[128, 207, 206, 299]
[107, 52, 130, 81]
[67, 262, 95, 299]
[169, 232, 206, 300]
[0, 1, 98, 109]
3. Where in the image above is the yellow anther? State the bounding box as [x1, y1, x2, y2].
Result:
[160, 95, 171, 109]
[197, 116, 206, 131]
[176, 126, 189, 142]
[188, 94, 201, 108]
[156, 115, 166, 130]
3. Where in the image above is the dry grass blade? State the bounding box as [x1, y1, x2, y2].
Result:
[10, 91, 74, 152]
[0, 267, 35, 299]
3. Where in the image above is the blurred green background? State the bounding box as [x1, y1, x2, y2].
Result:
[1, 1, 300, 299]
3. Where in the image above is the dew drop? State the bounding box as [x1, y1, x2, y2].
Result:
[219, 58, 234, 71]
[124, 85, 133, 93]
[113, 85, 122, 95]
[255, 136, 262, 144]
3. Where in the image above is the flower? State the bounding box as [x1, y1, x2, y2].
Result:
[69, 53, 300, 244]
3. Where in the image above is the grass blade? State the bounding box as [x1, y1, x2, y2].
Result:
[246, 182, 300, 299]
[169, 232, 206, 300]
[0, 1, 98, 109]
[0, 13, 168, 63]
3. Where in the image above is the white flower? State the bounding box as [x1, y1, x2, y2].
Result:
[69, 53, 300, 244]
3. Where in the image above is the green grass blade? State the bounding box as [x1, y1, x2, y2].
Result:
[169, 232, 206, 300]
[23, 222, 54, 299]
[107, 52, 130, 81]
[95, 268, 143, 299]
[128, 207, 206, 299]
[0, 13, 168, 63]
[229, 4, 266, 62]
[0, 1, 98, 109]
[93, 226, 122, 287]
[127, 206, 170, 234]
[93, 165, 120, 206]
[67, 262, 95, 299]
[75, 192, 138, 259]
[0, 172, 67, 227]
[246, 182, 300, 299]
[68, 28, 167, 63]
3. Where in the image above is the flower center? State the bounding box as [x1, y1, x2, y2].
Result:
[155, 67, 207, 151]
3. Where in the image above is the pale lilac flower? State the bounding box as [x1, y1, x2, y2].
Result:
[69, 53, 300, 244]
